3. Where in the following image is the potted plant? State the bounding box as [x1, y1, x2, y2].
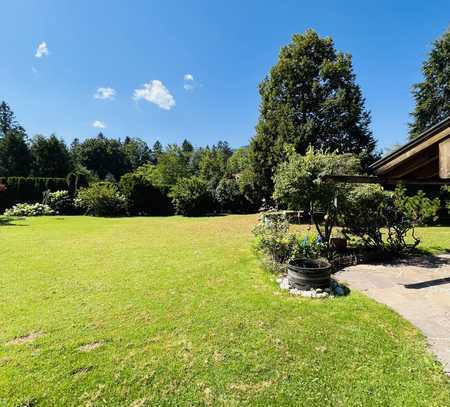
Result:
[287, 257, 331, 290]
[288, 234, 331, 290]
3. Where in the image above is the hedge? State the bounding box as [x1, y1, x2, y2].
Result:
[0, 176, 85, 212]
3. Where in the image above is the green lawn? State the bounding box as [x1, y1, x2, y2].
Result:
[1, 215, 449, 406]
[415, 226, 450, 254]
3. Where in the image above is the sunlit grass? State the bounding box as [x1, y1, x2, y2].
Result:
[0, 215, 449, 406]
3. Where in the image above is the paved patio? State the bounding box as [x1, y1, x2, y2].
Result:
[336, 254, 450, 375]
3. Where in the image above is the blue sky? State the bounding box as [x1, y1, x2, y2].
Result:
[1, 1, 448, 151]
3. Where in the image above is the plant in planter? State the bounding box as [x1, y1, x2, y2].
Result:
[287, 257, 332, 290]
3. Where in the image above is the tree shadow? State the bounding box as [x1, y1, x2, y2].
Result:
[0, 216, 28, 226]
[404, 277, 450, 289]
[392, 255, 450, 269]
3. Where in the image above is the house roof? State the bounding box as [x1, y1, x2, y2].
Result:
[369, 116, 450, 179]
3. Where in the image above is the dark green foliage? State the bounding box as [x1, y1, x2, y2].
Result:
[119, 172, 172, 215]
[73, 135, 129, 179]
[75, 182, 127, 217]
[0, 129, 32, 177]
[0, 101, 26, 137]
[215, 177, 252, 213]
[30, 134, 73, 177]
[0, 177, 70, 212]
[341, 185, 390, 250]
[0, 102, 31, 177]
[181, 139, 194, 153]
[169, 176, 215, 216]
[409, 29, 450, 138]
[343, 185, 440, 253]
[249, 30, 378, 199]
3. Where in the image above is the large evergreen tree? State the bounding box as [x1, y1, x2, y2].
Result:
[409, 29, 450, 138]
[0, 129, 31, 176]
[75, 134, 128, 179]
[0, 101, 25, 137]
[0, 102, 31, 176]
[30, 134, 73, 177]
[249, 30, 377, 200]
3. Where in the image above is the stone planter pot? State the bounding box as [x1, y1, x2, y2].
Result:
[330, 237, 347, 251]
[287, 258, 331, 290]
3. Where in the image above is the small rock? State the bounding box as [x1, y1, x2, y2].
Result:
[334, 286, 345, 296]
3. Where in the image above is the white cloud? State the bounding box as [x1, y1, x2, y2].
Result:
[183, 73, 197, 91]
[94, 87, 116, 100]
[133, 80, 175, 110]
[35, 42, 49, 58]
[92, 120, 106, 129]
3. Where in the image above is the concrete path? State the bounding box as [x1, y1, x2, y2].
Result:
[336, 254, 450, 375]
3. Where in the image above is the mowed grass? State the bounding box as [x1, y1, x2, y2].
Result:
[0, 215, 449, 406]
[415, 226, 450, 254]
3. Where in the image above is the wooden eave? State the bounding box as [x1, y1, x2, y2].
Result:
[369, 117, 450, 180]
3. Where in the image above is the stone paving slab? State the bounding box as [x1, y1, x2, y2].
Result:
[336, 254, 450, 375]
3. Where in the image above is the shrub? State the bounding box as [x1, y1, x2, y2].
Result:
[119, 172, 172, 215]
[273, 147, 360, 246]
[252, 212, 296, 264]
[43, 190, 75, 215]
[341, 185, 388, 250]
[215, 177, 252, 213]
[343, 185, 440, 254]
[386, 186, 440, 251]
[169, 176, 214, 216]
[75, 182, 127, 217]
[4, 203, 54, 217]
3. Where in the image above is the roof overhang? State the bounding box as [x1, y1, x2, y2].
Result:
[369, 117, 450, 181]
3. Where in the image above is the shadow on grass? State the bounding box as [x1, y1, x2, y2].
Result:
[0, 216, 28, 226]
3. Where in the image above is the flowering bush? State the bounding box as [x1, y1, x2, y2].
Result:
[4, 203, 54, 217]
[43, 190, 75, 215]
[252, 211, 297, 264]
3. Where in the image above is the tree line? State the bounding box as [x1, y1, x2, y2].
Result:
[0, 28, 448, 210]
